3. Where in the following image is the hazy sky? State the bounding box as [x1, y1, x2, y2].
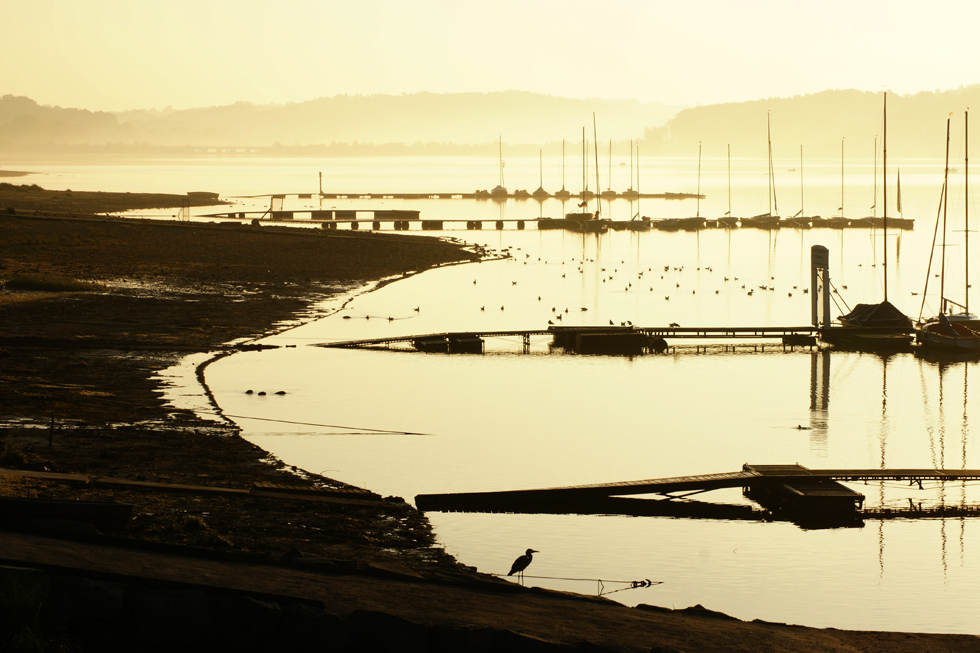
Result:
[4, 0, 979, 112]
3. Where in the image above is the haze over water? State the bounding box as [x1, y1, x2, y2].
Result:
[11, 0, 980, 637]
[53, 151, 966, 635]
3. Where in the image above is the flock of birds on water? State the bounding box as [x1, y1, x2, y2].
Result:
[336, 243, 836, 329]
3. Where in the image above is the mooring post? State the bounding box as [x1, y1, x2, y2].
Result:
[811, 245, 830, 329]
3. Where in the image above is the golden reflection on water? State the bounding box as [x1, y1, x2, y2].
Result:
[99, 155, 979, 634]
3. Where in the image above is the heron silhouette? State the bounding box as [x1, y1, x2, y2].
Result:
[508, 548, 538, 584]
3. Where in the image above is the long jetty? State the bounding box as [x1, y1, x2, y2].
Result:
[317, 325, 821, 355]
[318, 191, 699, 200]
[201, 208, 913, 233]
[415, 464, 980, 528]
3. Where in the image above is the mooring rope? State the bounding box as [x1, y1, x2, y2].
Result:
[223, 414, 429, 436]
[493, 573, 662, 596]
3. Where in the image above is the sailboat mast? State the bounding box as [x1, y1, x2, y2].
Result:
[767, 113, 773, 215]
[498, 136, 504, 187]
[840, 138, 844, 218]
[607, 139, 612, 191]
[561, 139, 566, 191]
[727, 144, 731, 217]
[966, 110, 970, 315]
[941, 115, 950, 312]
[883, 92, 888, 302]
[800, 145, 804, 217]
[696, 142, 702, 218]
[768, 113, 779, 216]
[629, 140, 634, 192]
[539, 149, 543, 187]
[872, 137, 877, 218]
[593, 113, 600, 216]
[636, 143, 641, 218]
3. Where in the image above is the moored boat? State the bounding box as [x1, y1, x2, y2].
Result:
[742, 212, 781, 229]
[916, 314, 980, 351]
[489, 136, 507, 199]
[820, 93, 913, 351]
[916, 110, 980, 351]
[532, 149, 549, 199]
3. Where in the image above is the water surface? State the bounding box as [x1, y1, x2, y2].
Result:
[19, 153, 980, 633]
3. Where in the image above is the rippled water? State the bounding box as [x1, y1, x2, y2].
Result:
[22, 153, 980, 633]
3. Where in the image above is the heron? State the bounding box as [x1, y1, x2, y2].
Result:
[508, 548, 538, 584]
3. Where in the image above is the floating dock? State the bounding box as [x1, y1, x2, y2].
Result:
[415, 465, 980, 528]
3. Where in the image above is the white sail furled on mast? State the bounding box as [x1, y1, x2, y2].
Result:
[896, 169, 902, 214]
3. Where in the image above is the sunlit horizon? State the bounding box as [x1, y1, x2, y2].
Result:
[3, 0, 980, 113]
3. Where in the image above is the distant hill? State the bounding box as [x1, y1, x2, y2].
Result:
[0, 95, 120, 146]
[642, 86, 980, 161]
[2, 86, 979, 158]
[0, 92, 680, 150]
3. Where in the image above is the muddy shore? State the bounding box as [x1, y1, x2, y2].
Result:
[1, 186, 977, 651]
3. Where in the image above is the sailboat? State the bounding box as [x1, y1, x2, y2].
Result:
[870, 165, 914, 230]
[625, 142, 650, 231]
[742, 113, 781, 229]
[600, 140, 618, 198]
[621, 140, 639, 201]
[783, 145, 817, 228]
[532, 149, 550, 199]
[821, 92, 914, 351]
[915, 110, 980, 352]
[717, 144, 740, 227]
[679, 142, 707, 230]
[489, 136, 508, 200]
[554, 139, 572, 200]
[821, 139, 852, 228]
[565, 116, 606, 233]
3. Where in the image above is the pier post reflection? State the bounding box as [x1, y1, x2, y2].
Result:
[807, 350, 830, 448]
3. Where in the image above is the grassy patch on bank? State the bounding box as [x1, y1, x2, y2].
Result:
[0, 182, 44, 192]
[3, 274, 101, 293]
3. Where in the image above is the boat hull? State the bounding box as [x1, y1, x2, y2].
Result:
[915, 321, 980, 352]
[820, 328, 914, 352]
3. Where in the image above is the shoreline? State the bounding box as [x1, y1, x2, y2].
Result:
[1, 190, 978, 650]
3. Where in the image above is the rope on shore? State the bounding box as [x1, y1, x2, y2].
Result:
[223, 414, 429, 436]
[493, 573, 662, 596]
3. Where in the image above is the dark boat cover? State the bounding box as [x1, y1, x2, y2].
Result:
[838, 300, 911, 328]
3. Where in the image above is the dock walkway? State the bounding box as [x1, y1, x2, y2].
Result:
[318, 325, 821, 354]
[415, 464, 980, 527]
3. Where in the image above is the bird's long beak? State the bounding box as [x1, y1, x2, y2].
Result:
[530, 549, 539, 553]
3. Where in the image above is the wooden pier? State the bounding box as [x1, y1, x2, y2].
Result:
[415, 464, 980, 528]
[318, 325, 821, 355]
[201, 202, 912, 234]
[318, 191, 699, 201]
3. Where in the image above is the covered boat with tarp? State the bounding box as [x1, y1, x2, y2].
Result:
[821, 300, 913, 350]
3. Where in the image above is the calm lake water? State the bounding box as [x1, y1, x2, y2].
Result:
[14, 151, 980, 633]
